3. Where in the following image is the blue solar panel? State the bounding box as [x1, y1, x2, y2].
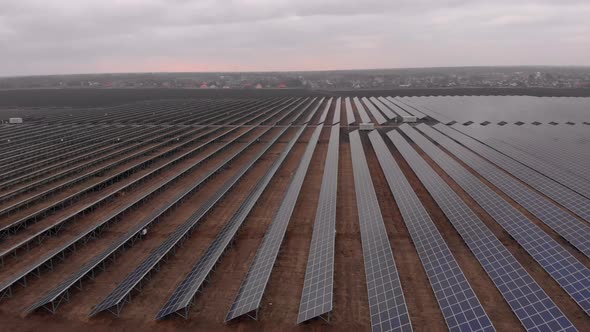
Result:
[349, 130, 412, 332]
[420, 124, 590, 259]
[384, 129, 575, 332]
[297, 124, 339, 323]
[368, 130, 494, 332]
[226, 125, 322, 321]
[153, 125, 309, 320]
[456, 126, 590, 200]
[437, 124, 590, 223]
[400, 124, 590, 316]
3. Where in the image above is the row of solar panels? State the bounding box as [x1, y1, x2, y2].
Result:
[0, 98, 279, 178]
[0, 98, 288, 207]
[400, 96, 590, 125]
[3, 96, 345, 325]
[3, 100, 588, 330]
[348, 125, 589, 331]
[0, 98, 306, 263]
[336, 96, 426, 126]
[0, 98, 257, 160]
[0, 98, 314, 298]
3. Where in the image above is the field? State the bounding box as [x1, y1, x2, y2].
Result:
[0, 93, 589, 332]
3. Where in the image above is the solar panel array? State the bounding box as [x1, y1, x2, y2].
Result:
[361, 97, 387, 124]
[385, 130, 575, 331]
[300, 97, 321, 124]
[89, 128, 303, 317]
[43, 119, 296, 317]
[458, 123, 590, 184]
[333, 97, 341, 124]
[419, 124, 590, 259]
[368, 97, 396, 119]
[353, 97, 372, 123]
[154, 125, 309, 320]
[390, 98, 428, 119]
[367, 131, 494, 332]
[226, 125, 322, 321]
[399, 124, 590, 315]
[482, 125, 590, 182]
[345, 98, 355, 125]
[318, 98, 332, 124]
[0, 98, 306, 298]
[402, 96, 590, 124]
[383, 97, 412, 117]
[297, 124, 339, 324]
[87, 99, 317, 317]
[437, 124, 590, 222]
[0, 98, 288, 211]
[0, 98, 307, 268]
[463, 130, 590, 200]
[397, 98, 453, 123]
[511, 124, 590, 164]
[348, 130, 412, 332]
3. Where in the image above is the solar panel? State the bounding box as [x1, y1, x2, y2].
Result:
[87, 100, 314, 318]
[361, 97, 387, 124]
[0, 98, 308, 262]
[352, 97, 372, 123]
[399, 124, 590, 315]
[318, 98, 332, 124]
[435, 124, 590, 222]
[492, 127, 590, 181]
[396, 98, 453, 124]
[0, 97, 295, 208]
[367, 130, 494, 332]
[0, 97, 310, 308]
[300, 97, 321, 124]
[377, 97, 401, 117]
[389, 98, 428, 119]
[369, 97, 396, 120]
[382, 97, 412, 117]
[153, 125, 309, 320]
[384, 130, 575, 331]
[419, 124, 590, 259]
[226, 125, 322, 321]
[348, 130, 412, 332]
[456, 126, 590, 200]
[345, 98, 355, 125]
[332, 97, 341, 125]
[297, 124, 339, 324]
[463, 124, 590, 183]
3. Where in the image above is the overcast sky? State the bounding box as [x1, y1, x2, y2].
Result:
[1, 0, 589, 76]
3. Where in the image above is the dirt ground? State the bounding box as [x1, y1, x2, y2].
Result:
[1, 97, 589, 331]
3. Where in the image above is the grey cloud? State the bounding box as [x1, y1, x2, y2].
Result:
[0, 0, 588, 76]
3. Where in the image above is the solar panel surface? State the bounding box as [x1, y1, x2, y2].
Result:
[385, 129, 575, 332]
[368, 130, 494, 332]
[349, 130, 412, 332]
[400, 124, 590, 316]
[297, 124, 339, 324]
[226, 125, 322, 321]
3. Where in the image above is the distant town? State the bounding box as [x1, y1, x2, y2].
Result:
[1, 66, 590, 90]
